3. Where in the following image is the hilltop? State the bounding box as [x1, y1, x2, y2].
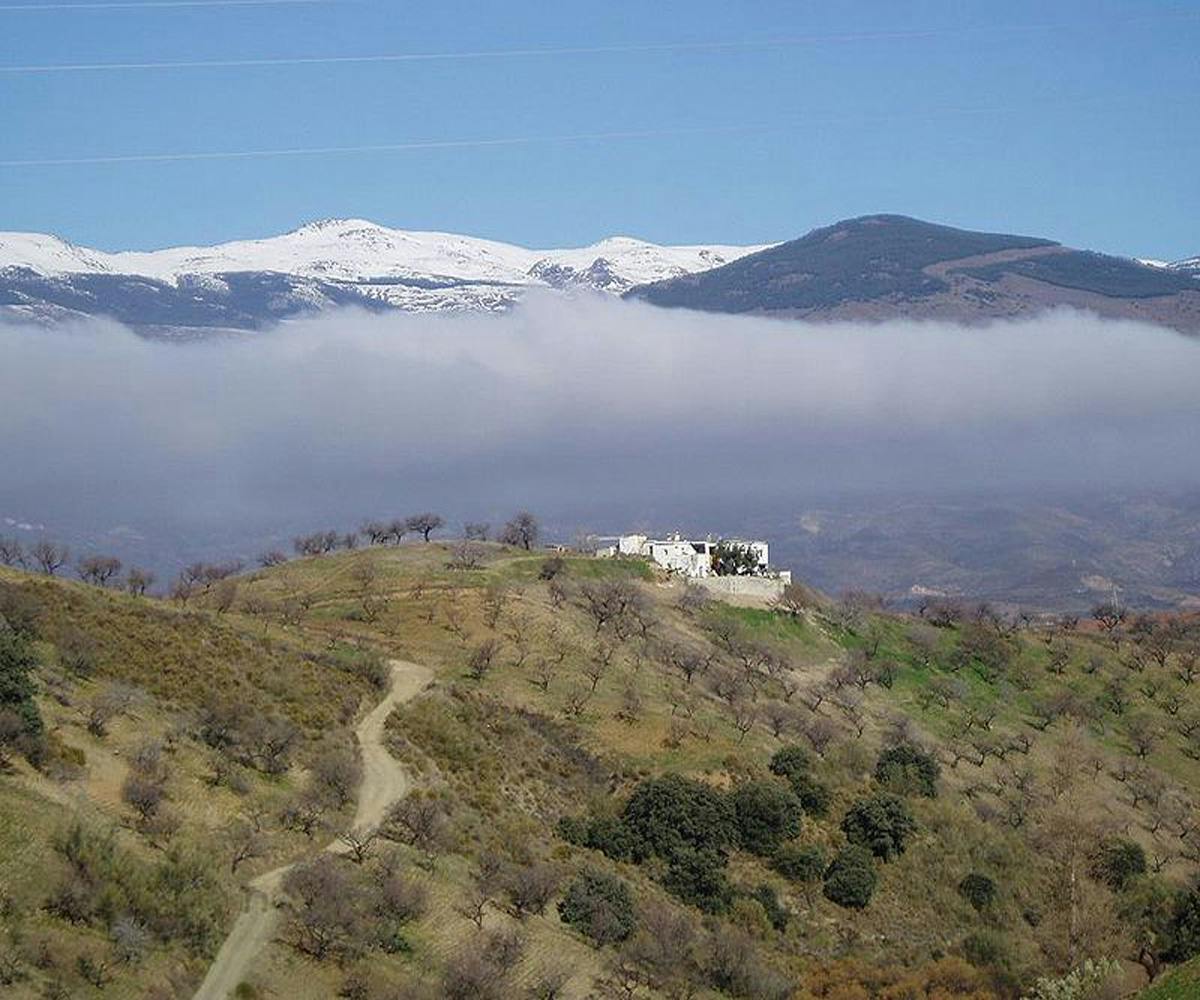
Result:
[627, 215, 1200, 333]
[3, 536, 1200, 998]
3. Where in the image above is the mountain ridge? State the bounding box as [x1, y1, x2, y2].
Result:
[2, 214, 1197, 335]
[626, 214, 1200, 333]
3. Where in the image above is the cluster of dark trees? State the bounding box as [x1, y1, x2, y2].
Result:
[559, 740, 928, 917]
[0, 583, 46, 767]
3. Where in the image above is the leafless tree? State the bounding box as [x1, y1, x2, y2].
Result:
[257, 549, 288, 567]
[447, 540, 485, 571]
[407, 513, 445, 542]
[83, 682, 139, 737]
[338, 827, 379, 864]
[442, 602, 469, 643]
[76, 554, 122, 587]
[311, 744, 363, 808]
[464, 521, 490, 541]
[561, 682, 593, 719]
[242, 713, 300, 774]
[31, 539, 68, 576]
[466, 638, 502, 681]
[282, 856, 360, 960]
[123, 567, 155, 596]
[0, 536, 25, 567]
[228, 819, 267, 872]
[211, 577, 239, 614]
[500, 510, 539, 551]
[384, 795, 453, 866]
[481, 582, 509, 629]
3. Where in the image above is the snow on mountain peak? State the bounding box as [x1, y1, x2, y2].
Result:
[0, 221, 773, 323]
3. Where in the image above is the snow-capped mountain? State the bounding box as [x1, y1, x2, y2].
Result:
[1171, 255, 1200, 279]
[0, 219, 769, 332]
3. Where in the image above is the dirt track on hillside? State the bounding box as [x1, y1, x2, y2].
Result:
[192, 659, 432, 1000]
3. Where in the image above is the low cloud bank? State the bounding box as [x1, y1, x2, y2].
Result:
[2, 296, 1198, 564]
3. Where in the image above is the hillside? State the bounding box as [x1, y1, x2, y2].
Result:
[627, 215, 1200, 333]
[4, 539, 1200, 998]
[0, 220, 766, 333]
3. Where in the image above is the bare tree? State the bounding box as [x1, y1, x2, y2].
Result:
[338, 827, 379, 864]
[466, 639, 501, 681]
[464, 521, 490, 541]
[83, 682, 139, 737]
[124, 567, 155, 596]
[228, 819, 267, 872]
[384, 795, 453, 866]
[0, 536, 25, 567]
[76, 555, 122, 587]
[311, 744, 363, 808]
[500, 511, 539, 551]
[31, 539, 69, 576]
[257, 549, 288, 567]
[447, 540, 485, 571]
[406, 513, 445, 543]
[282, 856, 360, 960]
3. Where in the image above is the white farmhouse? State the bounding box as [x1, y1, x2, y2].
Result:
[595, 532, 788, 583]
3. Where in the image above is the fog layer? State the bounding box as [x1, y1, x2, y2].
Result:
[2, 296, 1198, 569]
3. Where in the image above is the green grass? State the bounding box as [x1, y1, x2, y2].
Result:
[1138, 958, 1200, 999]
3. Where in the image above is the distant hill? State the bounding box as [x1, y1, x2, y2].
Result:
[627, 214, 1200, 333]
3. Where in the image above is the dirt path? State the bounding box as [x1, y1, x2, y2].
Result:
[192, 659, 432, 1000]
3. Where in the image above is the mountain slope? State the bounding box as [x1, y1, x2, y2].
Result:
[0, 220, 767, 333]
[627, 214, 1200, 332]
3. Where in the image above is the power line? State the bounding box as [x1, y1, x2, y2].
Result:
[3, 12, 1196, 74]
[0, 0, 327, 11]
[0, 124, 767, 167]
[0, 97, 1142, 168]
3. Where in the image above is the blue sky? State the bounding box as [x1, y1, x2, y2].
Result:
[1, 0, 1197, 257]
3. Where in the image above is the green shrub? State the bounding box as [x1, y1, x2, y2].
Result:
[730, 780, 803, 856]
[958, 873, 997, 911]
[768, 744, 830, 816]
[663, 847, 733, 914]
[558, 869, 637, 945]
[768, 744, 811, 781]
[771, 844, 825, 884]
[0, 625, 44, 758]
[823, 846, 877, 910]
[789, 771, 832, 818]
[961, 929, 1009, 970]
[621, 774, 736, 861]
[840, 794, 916, 862]
[874, 743, 940, 798]
[748, 884, 789, 932]
[1091, 837, 1147, 891]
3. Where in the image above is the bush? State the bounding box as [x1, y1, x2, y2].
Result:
[1091, 837, 1147, 891]
[960, 930, 1009, 970]
[874, 743, 941, 798]
[768, 744, 811, 782]
[957, 873, 997, 911]
[0, 625, 44, 750]
[771, 843, 825, 884]
[840, 793, 916, 861]
[823, 846, 877, 909]
[557, 869, 636, 946]
[748, 884, 789, 932]
[768, 744, 830, 816]
[789, 771, 832, 818]
[730, 780, 803, 856]
[621, 774, 737, 861]
[663, 847, 733, 914]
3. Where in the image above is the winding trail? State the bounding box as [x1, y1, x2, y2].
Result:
[192, 659, 433, 1000]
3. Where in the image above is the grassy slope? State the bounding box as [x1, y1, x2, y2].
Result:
[6, 546, 1200, 998]
[1137, 957, 1200, 999]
